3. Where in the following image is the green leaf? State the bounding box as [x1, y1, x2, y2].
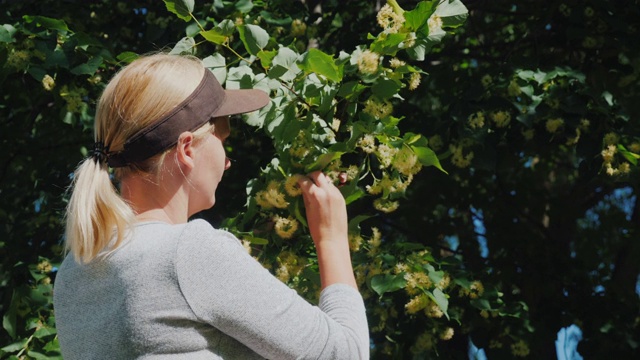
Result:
[267, 47, 300, 82]
[200, 29, 227, 44]
[372, 79, 401, 99]
[260, 11, 292, 26]
[235, 0, 254, 13]
[426, 288, 449, 319]
[412, 145, 447, 173]
[404, 1, 437, 33]
[116, 51, 138, 64]
[33, 326, 57, 338]
[300, 48, 343, 83]
[0, 25, 15, 43]
[23, 16, 69, 32]
[70, 56, 103, 75]
[257, 49, 277, 69]
[435, 0, 469, 28]
[202, 54, 227, 84]
[370, 33, 407, 56]
[618, 144, 640, 166]
[237, 24, 269, 56]
[163, 0, 194, 22]
[1, 338, 27, 352]
[370, 274, 407, 296]
[337, 81, 367, 99]
[216, 19, 236, 36]
[169, 37, 196, 55]
[348, 215, 372, 234]
[305, 152, 344, 172]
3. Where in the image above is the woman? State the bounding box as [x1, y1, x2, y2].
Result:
[54, 54, 369, 359]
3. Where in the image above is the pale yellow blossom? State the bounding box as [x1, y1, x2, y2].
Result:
[491, 111, 511, 128]
[389, 58, 406, 68]
[427, 15, 443, 35]
[545, 118, 564, 133]
[429, 135, 444, 151]
[274, 215, 299, 239]
[405, 294, 428, 314]
[357, 50, 380, 74]
[392, 146, 420, 175]
[403, 32, 416, 48]
[377, 4, 405, 34]
[601, 144, 617, 163]
[408, 72, 421, 90]
[468, 111, 485, 129]
[376, 143, 398, 168]
[440, 327, 454, 341]
[284, 174, 303, 197]
[363, 99, 393, 119]
[603, 132, 619, 146]
[511, 340, 530, 357]
[255, 181, 289, 209]
[42, 75, 55, 91]
[290, 19, 307, 37]
[374, 198, 399, 213]
[357, 134, 376, 153]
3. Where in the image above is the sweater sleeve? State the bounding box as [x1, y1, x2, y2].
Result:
[175, 219, 369, 360]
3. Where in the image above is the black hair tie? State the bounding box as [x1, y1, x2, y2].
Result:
[91, 141, 110, 165]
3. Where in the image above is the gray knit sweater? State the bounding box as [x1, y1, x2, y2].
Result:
[54, 220, 369, 359]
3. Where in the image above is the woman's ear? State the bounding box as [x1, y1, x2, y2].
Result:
[176, 131, 196, 169]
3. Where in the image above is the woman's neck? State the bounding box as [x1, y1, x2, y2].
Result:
[119, 173, 190, 224]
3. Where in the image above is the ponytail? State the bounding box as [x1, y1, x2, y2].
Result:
[65, 158, 134, 263]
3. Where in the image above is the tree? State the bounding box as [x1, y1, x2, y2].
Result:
[1, 0, 638, 359]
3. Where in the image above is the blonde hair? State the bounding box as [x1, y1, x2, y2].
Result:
[65, 54, 213, 263]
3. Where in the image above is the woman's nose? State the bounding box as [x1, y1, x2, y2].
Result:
[225, 157, 232, 170]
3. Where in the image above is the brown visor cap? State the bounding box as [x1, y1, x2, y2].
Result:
[107, 70, 270, 168]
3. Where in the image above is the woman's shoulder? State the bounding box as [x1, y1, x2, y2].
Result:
[179, 219, 244, 251]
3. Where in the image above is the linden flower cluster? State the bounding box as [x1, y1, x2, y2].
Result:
[393, 146, 422, 176]
[460, 280, 485, 299]
[508, 80, 522, 97]
[521, 128, 535, 141]
[290, 19, 307, 37]
[427, 14, 443, 35]
[357, 50, 380, 74]
[275, 251, 306, 283]
[377, 4, 405, 34]
[348, 232, 364, 252]
[511, 340, 531, 357]
[273, 215, 299, 239]
[428, 134, 444, 151]
[545, 118, 564, 133]
[389, 57, 406, 68]
[468, 111, 485, 129]
[440, 327, 455, 341]
[255, 181, 289, 209]
[408, 72, 421, 91]
[357, 134, 377, 154]
[366, 172, 413, 196]
[36, 260, 53, 273]
[491, 111, 511, 128]
[42, 75, 55, 91]
[367, 227, 382, 255]
[288, 131, 312, 160]
[404, 271, 432, 295]
[405, 294, 444, 318]
[450, 143, 474, 168]
[60, 85, 88, 113]
[601, 144, 631, 176]
[374, 198, 400, 213]
[411, 332, 435, 353]
[284, 174, 303, 197]
[363, 99, 393, 119]
[376, 143, 398, 168]
[403, 32, 417, 48]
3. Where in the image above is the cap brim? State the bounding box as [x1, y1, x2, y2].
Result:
[212, 89, 271, 118]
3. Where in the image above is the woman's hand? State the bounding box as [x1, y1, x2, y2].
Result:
[298, 171, 356, 289]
